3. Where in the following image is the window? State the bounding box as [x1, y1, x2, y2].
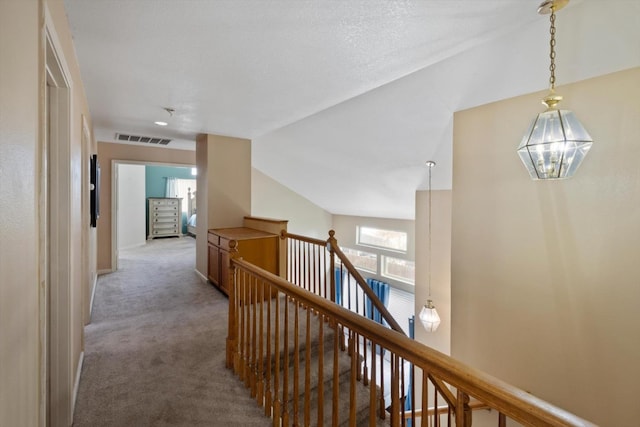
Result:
[381, 256, 415, 285]
[357, 226, 407, 252]
[340, 247, 377, 273]
[166, 178, 196, 214]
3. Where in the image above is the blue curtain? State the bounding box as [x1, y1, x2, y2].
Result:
[364, 278, 390, 325]
[334, 267, 343, 305]
[405, 316, 415, 426]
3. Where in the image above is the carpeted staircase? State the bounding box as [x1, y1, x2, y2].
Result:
[235, 296, 389, 426]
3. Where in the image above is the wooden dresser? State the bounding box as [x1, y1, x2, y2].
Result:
[207, 227, 278, 296]
[147, 197, 182, 239]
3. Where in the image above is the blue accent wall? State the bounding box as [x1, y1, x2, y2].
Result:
[145, 165, 194, 234]
[145, 165, 193, 198]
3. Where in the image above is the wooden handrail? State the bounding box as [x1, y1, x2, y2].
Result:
[280, 230, 326, 246]
[231, 258, 596, 427]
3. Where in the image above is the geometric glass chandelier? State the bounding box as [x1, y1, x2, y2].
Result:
[517, 0, 593, 180]
[419, 160, 440, 332]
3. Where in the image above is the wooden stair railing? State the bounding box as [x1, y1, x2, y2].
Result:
[282, 230, 404, 334]
[226, 255, 597, 427]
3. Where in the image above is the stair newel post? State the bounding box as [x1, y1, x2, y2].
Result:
[327, 230, 337, 304]
[226, 240, 239, 370]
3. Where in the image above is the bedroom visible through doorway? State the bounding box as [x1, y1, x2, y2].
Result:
[112, 162, 196, 267]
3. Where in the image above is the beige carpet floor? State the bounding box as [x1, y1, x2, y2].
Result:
[72, 237, 271, 426]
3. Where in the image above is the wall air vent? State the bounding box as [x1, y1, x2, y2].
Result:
[115, 133, 171, 145]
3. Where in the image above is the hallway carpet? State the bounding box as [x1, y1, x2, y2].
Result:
[73, 237, 271, 426]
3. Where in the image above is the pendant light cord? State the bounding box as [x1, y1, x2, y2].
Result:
[428, 164, 432, 299]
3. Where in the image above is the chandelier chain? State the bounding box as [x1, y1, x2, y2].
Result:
[549, 8, 557, 90]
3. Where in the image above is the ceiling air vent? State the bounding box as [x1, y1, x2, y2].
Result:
[115, 133, 171, 145]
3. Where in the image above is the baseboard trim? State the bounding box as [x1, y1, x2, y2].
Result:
[71, 351, 84, 421]
[195, 269, 208, 284]
[97, 269, 113, 276]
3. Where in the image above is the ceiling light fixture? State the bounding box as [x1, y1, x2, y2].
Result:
[154, 107, 175, 127]
[517, 0, 593, 180]
[419, 160, 440, 333]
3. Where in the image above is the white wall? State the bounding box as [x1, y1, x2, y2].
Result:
[117, 164, 146, 249]
[252, 168, 333, 239]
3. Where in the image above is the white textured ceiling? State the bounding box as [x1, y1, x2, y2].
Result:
[65, 0, 640, 219]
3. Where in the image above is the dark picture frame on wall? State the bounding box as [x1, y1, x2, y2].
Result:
[90, 154, 100, 228]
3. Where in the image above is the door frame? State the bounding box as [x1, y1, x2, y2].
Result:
[40, 6, 74, 426]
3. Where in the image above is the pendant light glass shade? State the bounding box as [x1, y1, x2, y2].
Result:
[517, 108, 593, 179]
[419, 300, 440, 333]
[518, 0, 593, 180]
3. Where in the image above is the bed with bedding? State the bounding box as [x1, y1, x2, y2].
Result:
[187, 187, 197, 236]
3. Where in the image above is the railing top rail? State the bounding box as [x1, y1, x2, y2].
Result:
[232, 258, 596, 427]
[281, 230, 326, 246]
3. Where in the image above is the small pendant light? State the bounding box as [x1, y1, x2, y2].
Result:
[419, 161, 440, 332]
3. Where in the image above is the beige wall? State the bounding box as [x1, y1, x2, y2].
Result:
[415, 190, 451, 355]
[0, 0, 96, 425]
[252, 168, 332, 239]
[451, 68, 640, 426]
[0, 2, 40, 425]
[96, 142, 195, 271]
[195, 134, 251, 277]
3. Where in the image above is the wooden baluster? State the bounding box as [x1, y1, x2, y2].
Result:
[401, 358, 406, 427]
[304, 308, 311, 427]
[311, 243, 316, 295]
[250, 276, 257, 396]
[293, 300, 300, 425]
[317, 314, 324, 427]
[410, 362, 416, 427]
[422, 371, 428, 427]
[239, 270, 246, 382]
[379, 346, 386, 420]
[273, 294, 281, 427]
[369, 340, 377, 427]
[356, 329, 362, 382]
[391, 354, 400, 427]
[323, 248, 328, 300]
[256, 278, 264, 405]
[288, 239, 293, 282]
[332, 317, 340, 427]
[304, 241, 309, 291]
[349, 331, 357, 427]
[362, 336, 369, 386]
[244, 275, 251, 388]
[265, 282, 272, 417]
[434, 385, 439, 427]
[282, 296, 290, 427]
[226, 261, 237, 369]
[498, 412, 506, 427]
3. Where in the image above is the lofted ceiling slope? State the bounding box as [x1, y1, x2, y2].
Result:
[64, 0, 640, 219]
